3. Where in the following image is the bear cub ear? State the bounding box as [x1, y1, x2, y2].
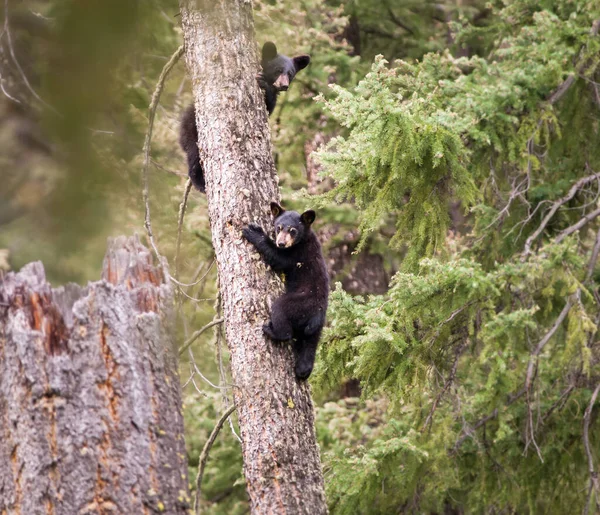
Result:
[293, 55, 310, 71]
[301, 210, 316, 226]
[270, 202, 285, 218]
[262, 42, 278, 62]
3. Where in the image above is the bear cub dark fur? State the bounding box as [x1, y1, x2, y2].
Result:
[242, 202, 328, 380]
[179, 42, 310, 192]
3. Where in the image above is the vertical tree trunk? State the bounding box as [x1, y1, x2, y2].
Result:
[179, 1, 328, 513]
[0, 236, 190, 515]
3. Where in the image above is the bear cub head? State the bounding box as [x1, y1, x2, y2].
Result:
[270, 202, 315, 249]
[261, 42, 310, 92]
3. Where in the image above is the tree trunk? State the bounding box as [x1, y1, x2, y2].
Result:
[0, 236, 190, 515]
[179, 2, 328, 513]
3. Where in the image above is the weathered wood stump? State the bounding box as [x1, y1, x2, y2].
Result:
[0, 236, 190, 515]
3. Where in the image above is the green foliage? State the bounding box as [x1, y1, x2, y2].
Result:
[4, 0, 600, 513]
[316, 54, 479, 265]
[312, 0, 600, 512]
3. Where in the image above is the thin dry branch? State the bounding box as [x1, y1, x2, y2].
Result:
[583, 382, 600, 515]
[554, 207, 600, 245]
[175, 178, 193, 281]
[214, 290, 242, 443]
[194, 404, 237, 514]
[586, 227, 600, 282]
[170, 259, 215, 288]
[3, 0, 55, 111]
[453, 388, 526, 452]
[525, 294, 576, 391]
[522, 293, 579, 461]
[522, 172, 600, 256]
[179, 317, 224, 356]
[486, 19, 600, 235]
[422, 339, 468, 432]
[142, 44, 184, 273]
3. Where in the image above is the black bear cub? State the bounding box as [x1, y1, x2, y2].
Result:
[242, 203, 328, 380]
[179, 42, 310, 192]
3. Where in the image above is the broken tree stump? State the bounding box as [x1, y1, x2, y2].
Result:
[0, 235, 190, 515]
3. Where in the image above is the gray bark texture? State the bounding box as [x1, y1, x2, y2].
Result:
[0, 236, 190, 515]
[179, 1, 328, 513]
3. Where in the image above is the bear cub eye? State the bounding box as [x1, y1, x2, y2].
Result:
[289, 228, 297, 235]
[277, 225, 282, 233]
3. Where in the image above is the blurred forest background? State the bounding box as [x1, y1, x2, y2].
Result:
[1, 0, 600, 513]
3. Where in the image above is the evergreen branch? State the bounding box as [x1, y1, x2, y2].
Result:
[487, 19, 600, 234]
[194, 404, 238, 514]
[179, 317, 224, 356]
[522, 172, 600, 257]
[583, 381, 600, 515]
[150, 158, 188, 177]
[142, 44, 184, 278]
[544, 19, 600, 107]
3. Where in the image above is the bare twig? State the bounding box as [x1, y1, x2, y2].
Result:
[188, 349, 232, 390]
[422, 339, 468, 432]
[525, 294, 576, 392]
[522, 293, 578, 461]
[170, 259, 215, 288]
[542, 384, 576, 423]
[583, 382, 600, 515]
[484, 19, 600, 236]
[586, 226, 600, 282]
[175, 178, 193, 280]
[214, 290, 242, 444]
[194, 404, 237, 514]
[151, 158, 187, 177]
[554, 207, 600, 245]
[543, 19, 600, 105]
[142, 44, 184, 275]
[522, 172, 600, 256]
[3, 0, 55, 111]
[453, 389, 526, 452]
[179, 317, 224, 356]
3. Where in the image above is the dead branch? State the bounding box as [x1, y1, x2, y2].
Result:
[525, 294, 576, 392]
[453, 388, 526, 452]
[142, 44, 184, 272]
[423, 339, 468, 432]
[586, 227, 600, 282]
[175, 178, 193, 280]
[179, 317, 224, 355]
[522, 172, 600, 256]
[194, 404, 237, 514]
[3, 0, 54, 110]
[554, 208, 600, 244]
[583, 382, 600, 515]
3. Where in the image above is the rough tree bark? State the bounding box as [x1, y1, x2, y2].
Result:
[179, 1, 328, 513]
[0, 236, 190, 515]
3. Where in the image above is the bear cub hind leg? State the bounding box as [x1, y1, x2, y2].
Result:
[262, 297, 293, 341]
